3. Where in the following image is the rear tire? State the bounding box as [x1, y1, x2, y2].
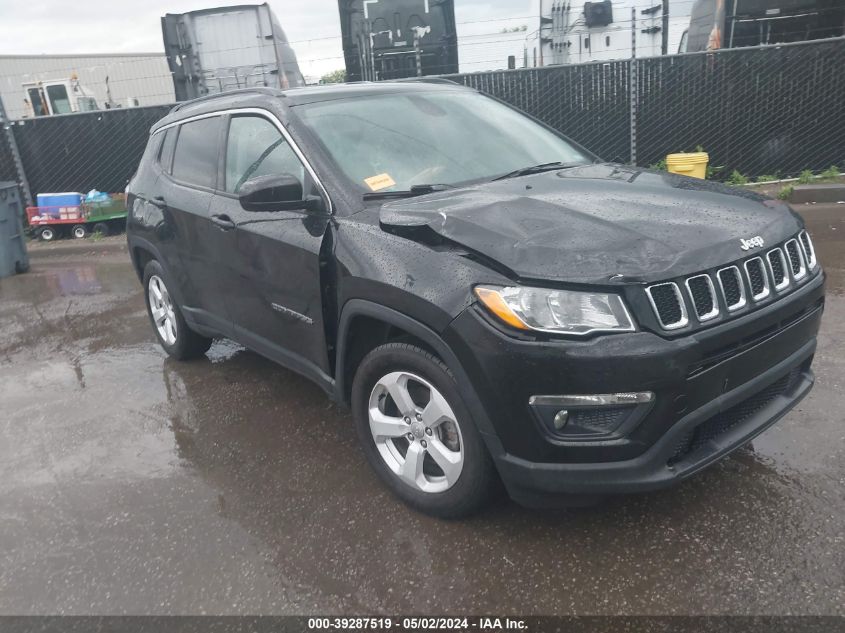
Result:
[71, 224, 88, 239]
[38, 227, 56, 242]
[142, 260, 212, 360]
[351, 342, 499, 518]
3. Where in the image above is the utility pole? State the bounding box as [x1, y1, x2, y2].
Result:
[0, 95, 32, 206]
[662, 0, 669, 55]
[413, 32, 422, 77]
[539, 0, 544, 67]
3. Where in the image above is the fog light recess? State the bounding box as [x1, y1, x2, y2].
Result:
[529, 392, 655, 442]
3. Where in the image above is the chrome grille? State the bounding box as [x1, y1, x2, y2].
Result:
[645, 282, 688, 329]
[685, 274, 719, 321]
[717, 266, 746, 311]
[767, 248, 789, 291]
[785, 239, 807, 280]
[645, 233, 819, 331]
[799, 230, 817, 269]
[744, 257, 770, 301]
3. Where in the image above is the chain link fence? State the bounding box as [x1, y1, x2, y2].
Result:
[448, 36, 845, 179]
[0, 100, 23, 186]
[6, 105, 172, 201]
[1, 36, 843, 208]
[0, 128, 19, 185]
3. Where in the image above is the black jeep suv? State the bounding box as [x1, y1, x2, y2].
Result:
[127, 81, 824, 517]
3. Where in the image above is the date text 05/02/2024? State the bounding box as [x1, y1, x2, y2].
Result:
[307, 617, 528, 631]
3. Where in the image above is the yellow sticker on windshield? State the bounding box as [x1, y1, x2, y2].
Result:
[364, 173, 396, 191]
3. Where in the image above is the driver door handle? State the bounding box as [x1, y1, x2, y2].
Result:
[211, 214, 235, 230]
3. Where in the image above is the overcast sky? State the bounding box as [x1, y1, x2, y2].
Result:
[0, 0, 538, 77]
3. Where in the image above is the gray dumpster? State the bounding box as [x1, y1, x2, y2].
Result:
[0, 182, 29, 278]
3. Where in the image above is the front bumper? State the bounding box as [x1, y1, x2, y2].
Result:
[443, 271, 824, 506]
[496, 343, 814, 506]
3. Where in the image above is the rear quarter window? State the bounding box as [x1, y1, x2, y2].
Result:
[171, 117, 222, 189]
[157, 128, 177, 173]
[132, 132, 164, 181]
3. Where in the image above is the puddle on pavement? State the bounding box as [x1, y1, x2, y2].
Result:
[0, 221, 843, 614]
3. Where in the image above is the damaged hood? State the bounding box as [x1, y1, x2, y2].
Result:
[379, 164, 803, 284]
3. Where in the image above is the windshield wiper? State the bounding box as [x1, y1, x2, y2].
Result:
[363, 183, 453, 201]
[493, 161, 586, 181]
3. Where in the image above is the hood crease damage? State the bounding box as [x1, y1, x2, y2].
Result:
[380, 164, 801, 285]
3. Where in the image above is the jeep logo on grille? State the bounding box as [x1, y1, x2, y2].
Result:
[739, 236, 765, 251]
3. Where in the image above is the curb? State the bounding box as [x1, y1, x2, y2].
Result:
[26, 237, 129, 259]
[789, 184, 845, 204]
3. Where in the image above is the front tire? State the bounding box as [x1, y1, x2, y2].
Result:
[142, 260, 211, 360]
[352, 342, 498, 518]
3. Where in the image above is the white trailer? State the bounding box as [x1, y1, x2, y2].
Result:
[161, 3, 305, 101]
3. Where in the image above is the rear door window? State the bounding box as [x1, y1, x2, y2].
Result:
[171, 117, 222, 189]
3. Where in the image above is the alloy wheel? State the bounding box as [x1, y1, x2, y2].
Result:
[368, 371, 464, 493]
[148, 275, 177, 346]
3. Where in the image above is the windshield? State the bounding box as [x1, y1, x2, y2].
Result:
[295, 90, 591, 193]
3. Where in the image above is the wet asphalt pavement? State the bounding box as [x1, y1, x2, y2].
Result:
[1, 206, 843, 616]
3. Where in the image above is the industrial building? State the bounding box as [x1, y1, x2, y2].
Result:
[524, 0, 690, 67]
[0, 53, 175, 120]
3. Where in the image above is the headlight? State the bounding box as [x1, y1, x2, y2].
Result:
[474, 285, 635, 336]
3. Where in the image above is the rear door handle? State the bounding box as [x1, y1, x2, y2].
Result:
[151, 195, 167, 208]
[211, 214, 235, 230]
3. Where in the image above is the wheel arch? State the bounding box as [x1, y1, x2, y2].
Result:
[129, 236, 162, 282]
[128, 236, 190, 313]
[334, 299, 496, 438]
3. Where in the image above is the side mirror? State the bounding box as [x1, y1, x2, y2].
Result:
[238, 174, 319, 212]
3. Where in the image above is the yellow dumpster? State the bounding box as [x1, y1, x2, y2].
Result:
[666, 152, 709, 179]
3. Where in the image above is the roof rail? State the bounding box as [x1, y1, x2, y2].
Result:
[391, 77, 460, 85]
[170, 87, 284, 112]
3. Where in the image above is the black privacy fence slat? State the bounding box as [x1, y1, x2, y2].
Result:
[447, 37, 845, 178]
[634, 39, 845, 175]
[0, 124, 19, 184]
[454, 59, 632, 163]
[0, 37, 843, 202]
[3, 105, 173, 200]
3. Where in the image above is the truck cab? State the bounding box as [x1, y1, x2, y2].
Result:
[23, 77, 98, 117]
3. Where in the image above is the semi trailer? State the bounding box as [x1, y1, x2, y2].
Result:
[684, 0, 845, 52]
[338, 0, 458, 81]
[161, 3, 305, 101]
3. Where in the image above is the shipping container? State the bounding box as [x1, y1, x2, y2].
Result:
[338, 0, 458, 81]
[161, 3, 305, 101]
